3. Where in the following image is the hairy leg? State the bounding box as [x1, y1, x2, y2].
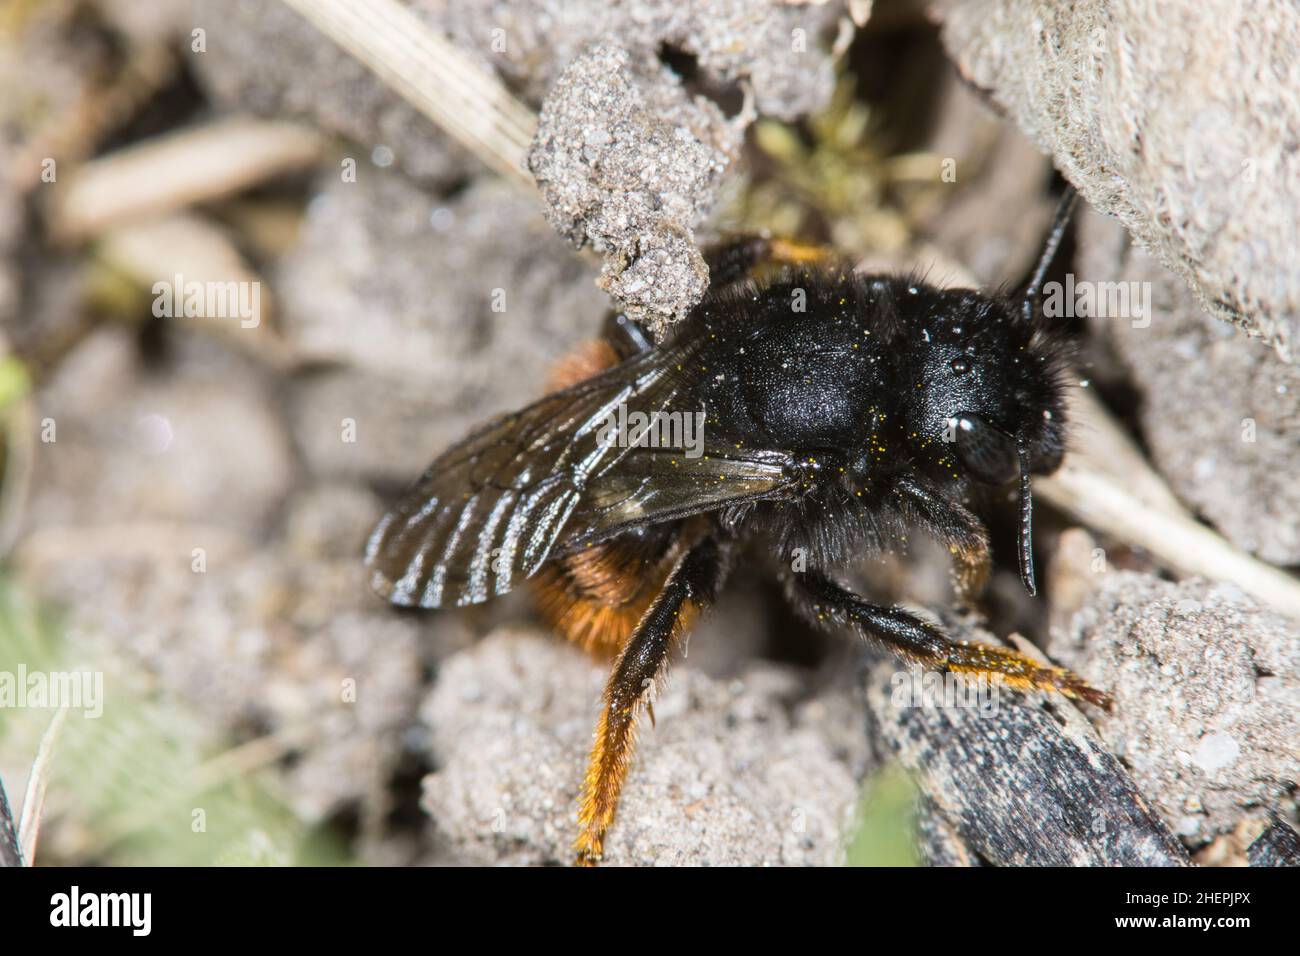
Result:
[893, 476, 991, 606]
[705, 235, 839, 290]
[787, 570, 1110, 708]
[574, 536, 729, 865]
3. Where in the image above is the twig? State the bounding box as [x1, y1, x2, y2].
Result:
[17, 707, 69, 866]
[47, 116, 323, 241]
[279, 0, 537, 186]
[96, 212, 298, 370]
[1039, 388, 1300, 620]
[0, 772, 23, 867]
[0, 345, 36, 559]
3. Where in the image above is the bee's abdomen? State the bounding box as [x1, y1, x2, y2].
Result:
[532, 533, 681, 657]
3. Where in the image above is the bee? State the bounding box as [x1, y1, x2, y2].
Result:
[365, 186, 1108, 865]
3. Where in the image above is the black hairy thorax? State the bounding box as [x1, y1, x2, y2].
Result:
[662, 267, 1071, 568]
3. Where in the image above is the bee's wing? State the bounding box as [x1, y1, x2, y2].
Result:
[365, 348, 798, 608]
[557, 444, 795, 549]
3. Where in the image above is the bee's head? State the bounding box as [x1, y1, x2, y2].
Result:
[902, 286, 1070, 594]
[892, 185, 1076, 595]
[903, 289, 1067, 468]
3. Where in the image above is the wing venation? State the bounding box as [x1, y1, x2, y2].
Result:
[365, 347, 798, 607]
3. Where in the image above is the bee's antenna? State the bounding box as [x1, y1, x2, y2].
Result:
[1021, 184, 1079, 325]
[1016, 434, 1037, 596]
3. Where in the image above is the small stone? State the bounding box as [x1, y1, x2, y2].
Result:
[1192, 733, 1241, 775]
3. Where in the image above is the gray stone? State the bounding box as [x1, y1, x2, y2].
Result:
[939, 0, 1300, 359]
[527, 40, 738, 336]
[1049, 572, 1300, 850]
[1078, 208, 1300, 564]
[278, 169, 606, 482]
[25, 329, 294, 539]
[430, 0, 844, 119]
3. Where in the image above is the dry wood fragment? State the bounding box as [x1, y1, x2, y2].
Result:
[96, 212, 296, 369]
[1247, 819, 1300, 867]
[863, 630, 1190, 866]
[1039, 388, 1300, 621]
[48, 116, 322, 241]
[279, 0, 537, 185]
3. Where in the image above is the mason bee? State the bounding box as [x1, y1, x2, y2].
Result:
[366, 186, 1107, 865]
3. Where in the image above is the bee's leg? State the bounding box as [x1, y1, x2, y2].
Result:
[893, 476, 991, 606]
[574, 535, 728, 865]
[766, 238, 839, 268]
[705, 236, 780, 286]
[705, 235, 838, 288]
[599, 312, 656, 357]
[787, 571, 1111, 708]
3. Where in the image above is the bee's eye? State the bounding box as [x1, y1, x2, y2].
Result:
[953, 413, 1018, 484]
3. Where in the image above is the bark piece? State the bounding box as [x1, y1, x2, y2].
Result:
[864, 627, 1189, 866]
